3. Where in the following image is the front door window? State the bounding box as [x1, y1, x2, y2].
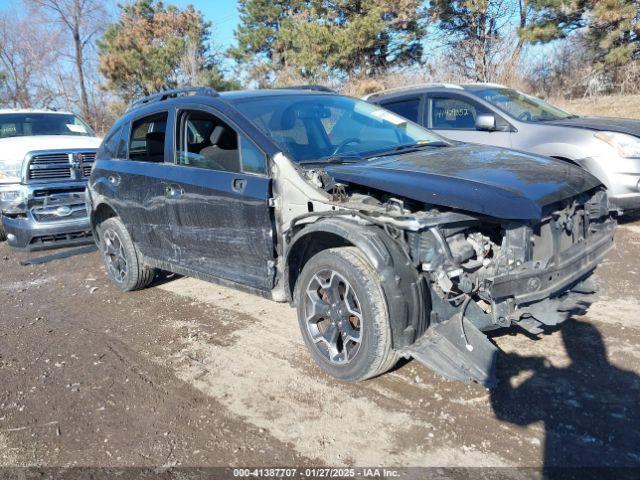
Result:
[431, 97, 478, 130]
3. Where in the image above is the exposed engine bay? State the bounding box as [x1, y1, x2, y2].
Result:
[279, 158, 616, 386]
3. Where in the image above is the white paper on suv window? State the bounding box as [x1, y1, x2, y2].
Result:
[370, 109, 407, 125]
[66, 124, 87, 133]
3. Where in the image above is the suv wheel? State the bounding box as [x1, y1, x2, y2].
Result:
[98, 217, 156, 291]
[295, 247, 398, 381]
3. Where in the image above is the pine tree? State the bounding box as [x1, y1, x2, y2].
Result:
[98, 0, 237, 103]
[229, 0, 424, 84]
[522, 0, 639, 65]
[227, 0, 307, 83]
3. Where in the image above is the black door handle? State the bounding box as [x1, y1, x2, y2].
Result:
[232, 178, 247, 193]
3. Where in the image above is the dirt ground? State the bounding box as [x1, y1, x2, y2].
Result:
[0, 216, 639, 472]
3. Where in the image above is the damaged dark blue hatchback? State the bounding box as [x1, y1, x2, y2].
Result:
[87, 87, 616, 387]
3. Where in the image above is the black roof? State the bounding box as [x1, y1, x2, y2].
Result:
[366, 83, 508, 100]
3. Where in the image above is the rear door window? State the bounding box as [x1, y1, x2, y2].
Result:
[380, 97, 421, 123]
[129, 113, 168, 162]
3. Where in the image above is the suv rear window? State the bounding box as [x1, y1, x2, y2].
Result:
[129, 113, 167, 162]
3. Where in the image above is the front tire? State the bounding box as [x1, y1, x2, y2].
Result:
[97, 217, 156, 291]
[295, 247, 398, 381]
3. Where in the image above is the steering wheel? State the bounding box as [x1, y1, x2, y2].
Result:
[518, 111, 532, 121]
[331, 137, 361, 156]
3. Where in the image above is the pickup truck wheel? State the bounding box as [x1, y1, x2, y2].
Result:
[98, 217, 155, 291]
[0, 224, 6, 242]
[295, 247, 398, 381]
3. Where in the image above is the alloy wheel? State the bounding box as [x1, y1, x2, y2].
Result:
[102, 228, 128, 284]
[304, 269, 363, 364]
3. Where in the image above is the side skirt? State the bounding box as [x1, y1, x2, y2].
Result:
[140, 254, 278, 301]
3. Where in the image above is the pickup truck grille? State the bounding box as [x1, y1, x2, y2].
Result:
[32, 207, 87, 223]
[27, 151, 96, 182]
[28, 187, 87, 224]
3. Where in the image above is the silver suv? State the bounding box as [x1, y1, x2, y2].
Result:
[366, 84, 640, 213]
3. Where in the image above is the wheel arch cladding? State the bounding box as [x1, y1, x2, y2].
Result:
[285, 218, 429, 349]
[91, 202, 118, 239]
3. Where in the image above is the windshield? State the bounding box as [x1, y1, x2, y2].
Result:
[231, 94, 448, 163]
[475, 88, 573, 122]
[0, 113, 95, 139]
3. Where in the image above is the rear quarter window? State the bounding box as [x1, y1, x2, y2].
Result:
[96, 125, 123, 160]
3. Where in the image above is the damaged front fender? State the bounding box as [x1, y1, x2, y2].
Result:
[284, 217, 429, 349]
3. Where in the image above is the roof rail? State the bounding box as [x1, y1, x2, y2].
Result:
[128, 86, 220, 111]
[362, 82, 464, 101]
[278, 85, 337, 94]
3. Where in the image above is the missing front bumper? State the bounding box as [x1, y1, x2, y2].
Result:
[489, 219, 615, 306]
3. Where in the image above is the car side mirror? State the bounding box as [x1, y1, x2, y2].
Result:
[475, 114, 496, 131]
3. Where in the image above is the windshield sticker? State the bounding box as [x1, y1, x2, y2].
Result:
[371, 109, 407, 125]
[0, 124, 17, 135]
[66, 124, 87, 133]
[435, 108, 472, 121]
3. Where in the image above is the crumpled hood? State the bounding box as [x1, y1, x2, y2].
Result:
[0, 135, 101, 161]
[545, 116, 640, 137]
[325, 144, 602, 220]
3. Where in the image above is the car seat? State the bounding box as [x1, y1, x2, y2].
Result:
[199, 125, 240, 172]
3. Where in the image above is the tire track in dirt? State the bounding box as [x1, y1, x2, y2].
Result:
[158, 278, 512, 467]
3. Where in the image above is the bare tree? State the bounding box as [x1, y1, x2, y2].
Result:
[27, 0, 109, 121]
[428, 0, 518, 82]
[0, 10, 61, 108]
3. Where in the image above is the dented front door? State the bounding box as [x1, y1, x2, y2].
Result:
[167, 167, 275, 290]
[167, 107, 275, 291]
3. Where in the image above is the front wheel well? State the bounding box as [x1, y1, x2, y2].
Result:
[91, 203, 118, 241]
[285, 231, 353, 302]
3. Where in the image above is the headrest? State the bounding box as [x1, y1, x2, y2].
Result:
[210, 126, 226, 145]
[145, 132, 164, 160]
[268, 108, 296, 131]
[209, 125, 237, 150]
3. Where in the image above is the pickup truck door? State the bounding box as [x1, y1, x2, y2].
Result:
[426, 94, 513, 149]
[167, 107, 275, 291]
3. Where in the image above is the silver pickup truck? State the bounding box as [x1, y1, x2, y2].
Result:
[0, 109, 101, 250]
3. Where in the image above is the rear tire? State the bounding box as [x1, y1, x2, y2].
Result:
[295, 247, 398, 381]
[97, 217, 156, 291]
